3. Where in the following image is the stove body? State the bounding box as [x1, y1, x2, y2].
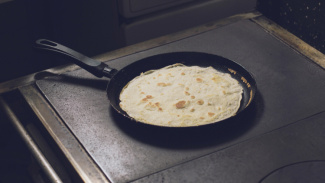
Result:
[27, 17, 325, 182]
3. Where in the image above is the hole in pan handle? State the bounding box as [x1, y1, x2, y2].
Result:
[35, 39, 117, 78]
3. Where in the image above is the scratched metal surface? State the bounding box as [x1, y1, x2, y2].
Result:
[134, 112, 325, 183]
[37, 19, 325, 183]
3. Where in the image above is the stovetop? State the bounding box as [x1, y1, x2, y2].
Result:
[36, 19, 325, 183]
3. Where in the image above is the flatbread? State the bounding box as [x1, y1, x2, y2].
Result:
[119, 64, 243, 127]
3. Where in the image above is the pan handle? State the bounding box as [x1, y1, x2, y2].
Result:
[35, 39, 117, 78]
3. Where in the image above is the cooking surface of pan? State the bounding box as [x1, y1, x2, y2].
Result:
[107, 52, 256, 126]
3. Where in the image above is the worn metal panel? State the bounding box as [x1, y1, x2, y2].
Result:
[134, 112, 325, 183]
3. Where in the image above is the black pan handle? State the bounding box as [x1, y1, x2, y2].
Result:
[35, 39, 117, 78]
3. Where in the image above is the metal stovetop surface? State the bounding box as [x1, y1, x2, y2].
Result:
[36, 19, 325, 183]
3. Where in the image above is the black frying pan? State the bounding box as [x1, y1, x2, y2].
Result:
[36, 39, 256, 127]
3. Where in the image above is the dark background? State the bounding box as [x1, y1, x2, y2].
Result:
[0, 0, 121, 82]
[257, 0, 325, 54]
[0, 0, 323, 83]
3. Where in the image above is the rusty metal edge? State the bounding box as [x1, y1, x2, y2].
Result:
[0, 11, 261, 94]
[19, 85, 111, 183]
[252, 16, 325, 69]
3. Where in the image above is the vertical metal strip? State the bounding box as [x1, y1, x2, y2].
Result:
[252, 16, 325, 69]
[0, 96, 63, 183]
[19, 85, 110, 183]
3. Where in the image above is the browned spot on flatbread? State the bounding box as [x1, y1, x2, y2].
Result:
[146, 95, 153, 99]
[142, 95, 153, 102]
[157, 83, 171, 87]
[196, 78, 203, 82]
[212, 76, 221, 83]
[208, 112, 215, 117]
[176, 100, 186, 109]
[197, 100, 204, 105]
[145, 102, 157, 111]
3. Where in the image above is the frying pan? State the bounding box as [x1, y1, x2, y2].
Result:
[36, 39, 256, 127]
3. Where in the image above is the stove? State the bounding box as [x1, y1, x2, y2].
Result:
[11, 16, 325, 182]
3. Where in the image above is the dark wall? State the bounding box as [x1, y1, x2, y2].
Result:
[0, 0, 49, 82]
[0, 0, 121, 83]
[4, 0, 323, 83]
[257, 0, 325, 54]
